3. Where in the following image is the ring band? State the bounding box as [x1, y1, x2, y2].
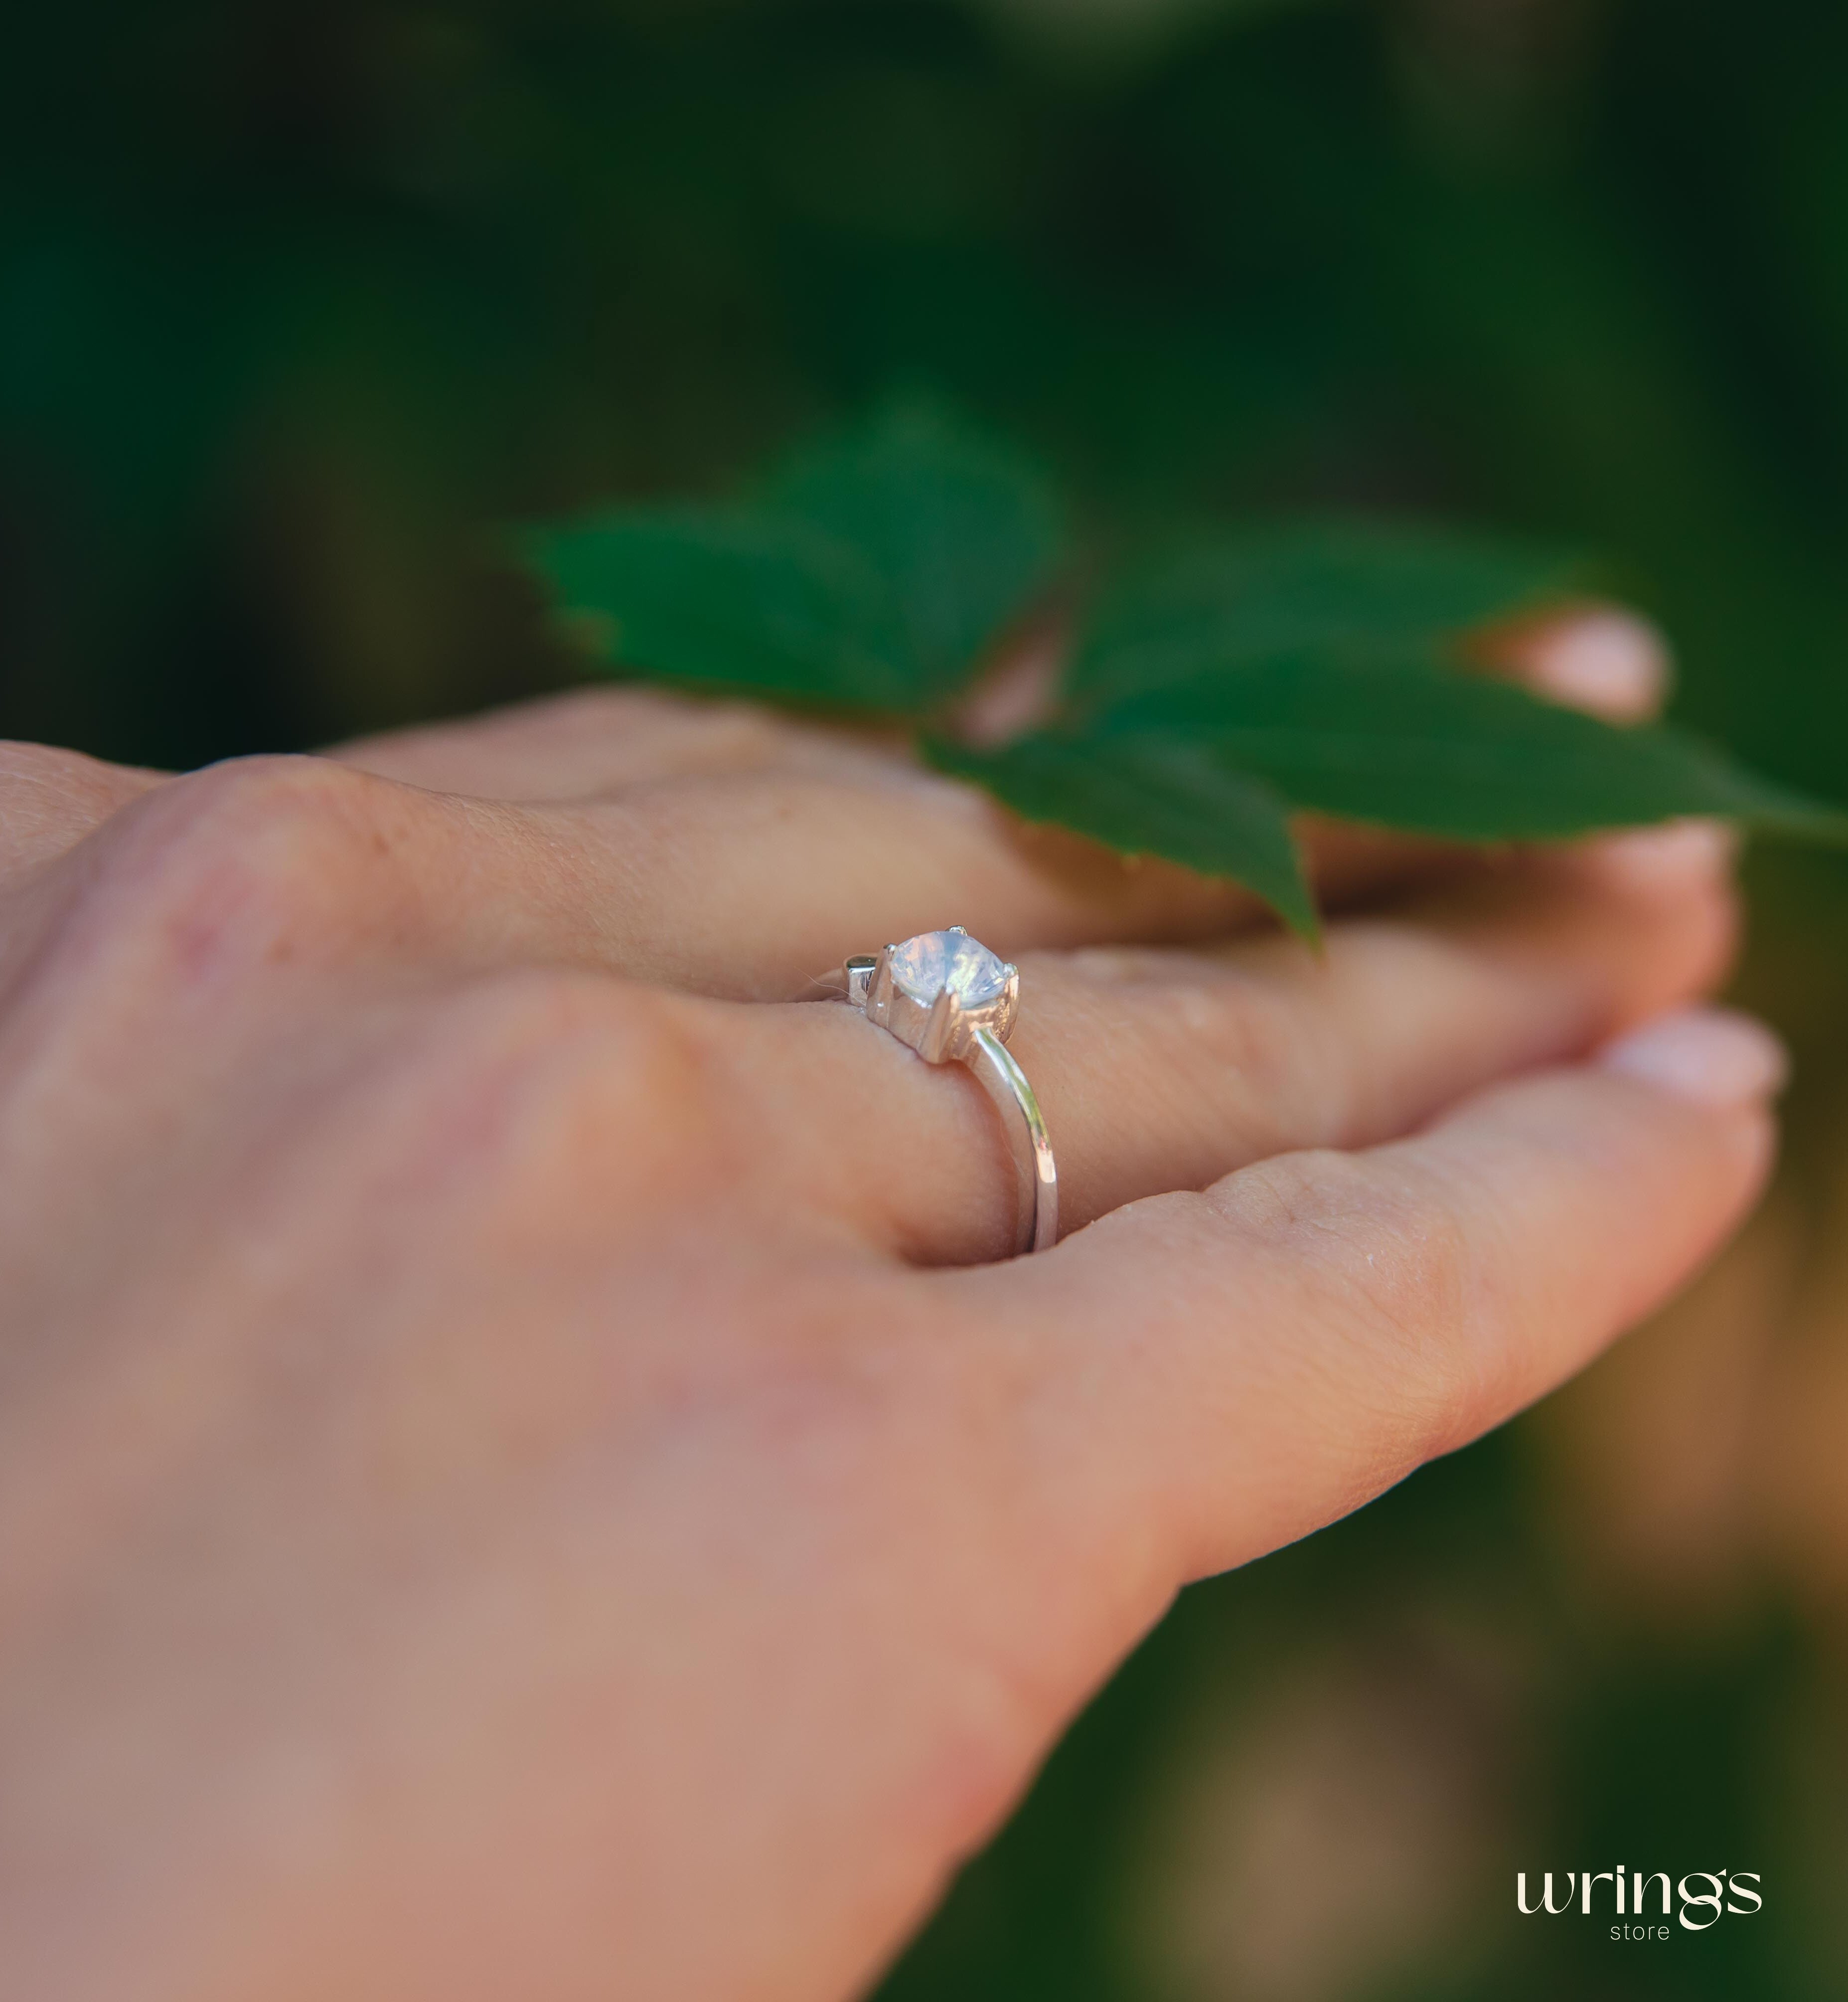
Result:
[842, 928, 1058, 1257]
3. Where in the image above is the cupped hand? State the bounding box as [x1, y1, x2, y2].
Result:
[0, 613, 1780, 2001]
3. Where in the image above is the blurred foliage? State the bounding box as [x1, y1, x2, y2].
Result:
[5, 0, 1848, 1995]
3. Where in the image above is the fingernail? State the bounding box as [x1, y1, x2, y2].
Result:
[1524, 609, 1671, 721]
[1599, 1006, 1788, 1109]
[1586, 817, 1737, 889]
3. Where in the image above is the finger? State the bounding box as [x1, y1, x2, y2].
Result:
[0, 742, 1434, 1008]
[0, 602, 1663, 919]
[329, 689, 1322, 977]
[313, 608, 1673, 987]
[722, 821, 1735, 1262]
[1, 609, 1679, 1007]
[961, 1005, 1782, 1585]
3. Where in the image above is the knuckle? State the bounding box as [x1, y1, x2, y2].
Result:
[74, 756, 422, 988]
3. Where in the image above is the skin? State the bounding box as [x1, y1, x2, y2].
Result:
[0, 612, 1782, 2001]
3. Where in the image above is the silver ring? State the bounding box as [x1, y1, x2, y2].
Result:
[841, 927, 1058, 1257]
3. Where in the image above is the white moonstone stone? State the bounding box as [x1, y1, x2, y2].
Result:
[887, 929, 1008, 1007]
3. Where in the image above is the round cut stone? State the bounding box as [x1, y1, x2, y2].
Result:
[887, 929, 1008, 1008]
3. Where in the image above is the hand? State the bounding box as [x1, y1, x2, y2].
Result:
[0, 613, 1780, 2002]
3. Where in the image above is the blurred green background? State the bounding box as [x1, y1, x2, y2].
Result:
[6, 1, 1848, 1994]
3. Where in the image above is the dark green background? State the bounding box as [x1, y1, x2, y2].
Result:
[7, 2, 1847, 1994]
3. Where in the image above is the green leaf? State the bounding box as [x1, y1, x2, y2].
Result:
[524, 455, 1848, 940]
[519, 509, 919, 710]
[522, 403, 1066, 715]
[1072, 520, 1586, 710]
[926, 729, 1318, 939]
[1102, 649, 1848, 840]
[927, 632, 1845, 938]
[763, 401, 1066, 706]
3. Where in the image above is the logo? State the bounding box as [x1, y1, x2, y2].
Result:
[1516, 1870, 1762, 1939]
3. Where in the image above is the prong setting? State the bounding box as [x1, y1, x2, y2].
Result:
[867, 945, 896, 1026]
[844, 956, 878, 1008]
[998, 964, 1021, 1042]
[918, 986, 960, 1063]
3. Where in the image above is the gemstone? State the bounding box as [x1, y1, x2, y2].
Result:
[887, 929, 1008, 1008]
